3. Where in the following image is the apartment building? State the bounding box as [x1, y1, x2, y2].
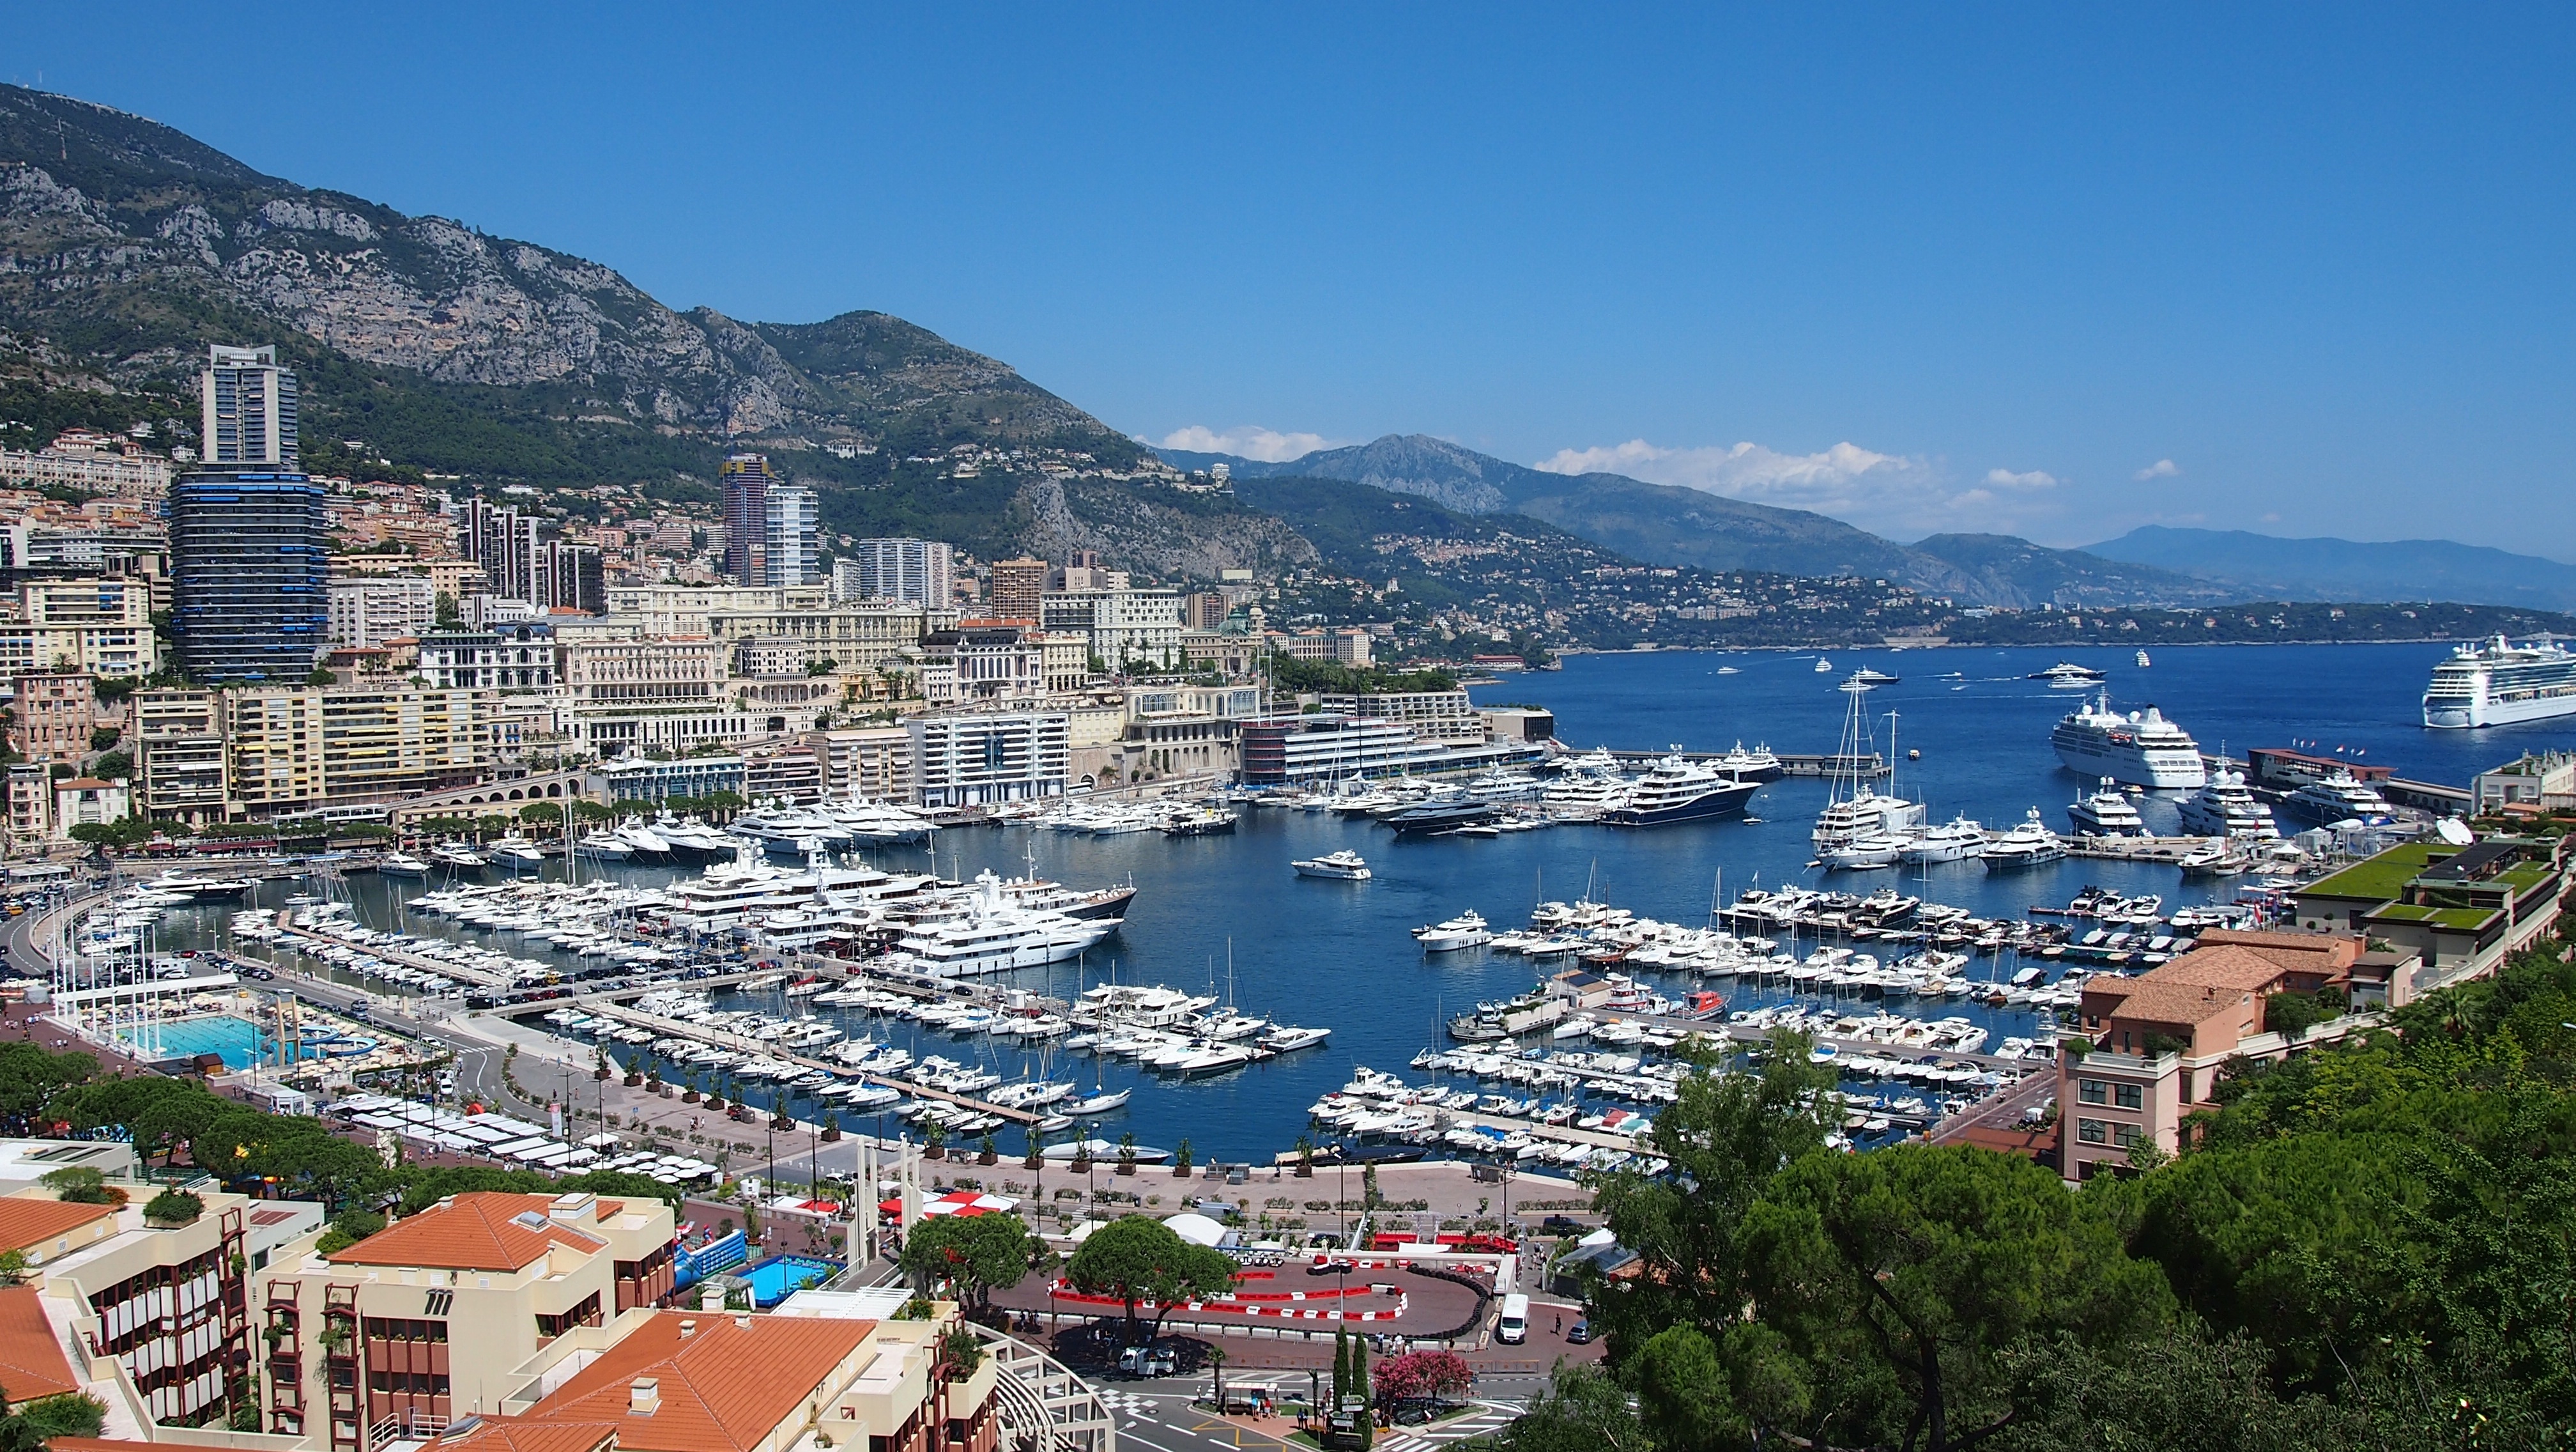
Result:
[732, 635, 809, 677]
[988, 557, 1048, 621]
[809, 727, 914, 802]
[560, 637, 727, 707]
[907, 711, 1070, 807]
[838, 537, 955, 607]
[1236, 715, 1447, 785]
[603, 583, 832, 636]
[590, 755, 748, 805]
[1, 1182, 324, 1430]
[169, 470, 330, 683]
[704, 601, 960, 670]
[1, 431, 174, 501]
[1275, 628, 1374, 667]
[128, 684, 490, 819]
[255, 1190, 677, 1442]
[0, 577, 158, 677]
[418, 625, 556, 691]
[5, 672, 96, 765]
[134, 688, 230, 825]
[1040, 588, 1183, 670]
[327, 574, 438, 649]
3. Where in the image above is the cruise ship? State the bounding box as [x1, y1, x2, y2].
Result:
[1602, 752, 1759, 826]
[2422, 635, 2576, 727]
[2050, 693, 2207, 789]
[2176, 769, 2278, 839]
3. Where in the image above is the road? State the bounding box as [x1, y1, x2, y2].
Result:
[1088, 1376, 1538, 1452]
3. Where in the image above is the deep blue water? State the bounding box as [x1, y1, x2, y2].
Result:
[163, 643, 2576, 1162]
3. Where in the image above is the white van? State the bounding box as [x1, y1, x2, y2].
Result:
[1496, 1293, 1530, 1345]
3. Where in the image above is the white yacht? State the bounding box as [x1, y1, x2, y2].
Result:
[1814, 688, 1924, 848]
[574, 830, 631, 863]
[379, 850, 433, 879]
[1602, 752, 1758, 826]
[2280, 771, 2396, 828]
[1713, 742, 1785, 783]
[2177, 769, 2278, 839]
[489, 835, 548, 872]
[1822, 832, 1912, 870]
[430, 842, 487, 872]
[1899, 816, 1988, 865]
[2064, 779, 2146, 837]
[2422, 635, 2576, 727]
[1814, 658, 1834, 673]
[884, 871, 1120, 977]
[2028, 661, 2107, 686]
[1293, 850, 1373, 881]
[1414, 911, 1494, 952]
[1981, 809, 2067, 870]
[2050, 693, 2207, 789]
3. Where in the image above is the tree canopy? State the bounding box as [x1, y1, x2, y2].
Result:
[900, 1211, 1041, 1313]
[1061, 1215, 1239, 1343]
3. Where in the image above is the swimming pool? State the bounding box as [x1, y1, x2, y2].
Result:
[738, 1255, 841, 1308]
[122, 1016, 273, 1070]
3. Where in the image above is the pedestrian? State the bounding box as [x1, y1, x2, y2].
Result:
[1554, 1312, 1561, 1334]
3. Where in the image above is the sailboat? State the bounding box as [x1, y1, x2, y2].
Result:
[1813, 683, 1925, 850]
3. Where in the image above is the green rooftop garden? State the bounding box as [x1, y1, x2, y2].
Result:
[2365, 902, 2502, 931]
[2303, 844, 2451, 903]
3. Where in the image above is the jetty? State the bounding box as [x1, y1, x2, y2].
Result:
[1606, 749, 1889, 779]
[2062, 835, 2224, 863]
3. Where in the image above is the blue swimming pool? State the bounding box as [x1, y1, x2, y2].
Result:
[123, 1016, 273, 1069]
[738, 1255, 841, 1308]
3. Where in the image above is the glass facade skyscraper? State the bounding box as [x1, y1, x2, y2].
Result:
[169, 470, 329, 681]
[199, 343, 300, 468]
[720, 452, 774, 583]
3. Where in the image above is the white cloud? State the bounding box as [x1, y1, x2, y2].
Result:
[1984, 468, 2058, 490]
[2133, 458, 2181, 481]
[1533, 436, 2071, 537]
[1155, 424, 1336, 463]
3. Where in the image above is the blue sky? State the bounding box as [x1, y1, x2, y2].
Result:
[14, 5, 2576, 552]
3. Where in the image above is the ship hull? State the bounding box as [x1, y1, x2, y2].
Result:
[2422, 693, 2576, 729]
[2050, 736, 2206, 789]
[1604, 780, 1759, 826]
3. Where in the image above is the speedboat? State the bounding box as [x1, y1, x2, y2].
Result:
[1293, 850, 1373, 881]
[2065, 779, 2146, 837]
[1414, 911, 1493, 952]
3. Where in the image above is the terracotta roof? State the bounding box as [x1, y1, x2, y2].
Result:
[330, 1193, 607, 1271]
[2147, 945, 2296, 993]
[479, 1309, 877, 1452]
[2096, 978, 2255, 1029]
[0, 1286, 79, 1403]
[0, 1197, 121, 1254]
[425, 1421, 619, 1452]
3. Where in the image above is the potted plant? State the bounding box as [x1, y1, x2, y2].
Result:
[1116, 1132, 1138, 1177]
[1294, 1134, 1316, 1178]
[142, 1189, 203, 1228]
[681, 1072, 702, 1105]
[1023, 1129, 1043, 1171]
[924, 1124, 947, 1161]
[977, 1133, 998, 1166]
[1173, 1139, 1194, 1178]
[822, 1113, 842, 1144]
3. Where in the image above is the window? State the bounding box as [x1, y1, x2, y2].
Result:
[2077, 1079, 2107, 1105]
[2113, 1083, 2143, 1110]
[2115, 1122, 2144, 1148]
[2078, 1118, 2109, 1145]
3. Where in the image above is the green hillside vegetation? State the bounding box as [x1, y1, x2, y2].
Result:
[1503, 900, 2576, 1452]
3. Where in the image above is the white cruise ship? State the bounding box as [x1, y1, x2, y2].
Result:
[2050, 693, 2207, 789]
[2422, 635, 2576, 728]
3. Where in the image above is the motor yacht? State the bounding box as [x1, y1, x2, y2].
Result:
[2280, 771, 2396, 828]
[379, 851, 433, 879]
[489, 835, 548, 872]
[2028, 661, 2107, 686]
[1292, 850, 1373, 881]
[1414, 911, 1494, 952]
[430, 842, 487, 872]
[1981, 809, 2068, 870]
[2176, 768, 2278, 839]
[574, 830, 632, 863]
[2064, 779, 2146, 837]
[1602, 752, 1758, 826]
[1898, 816, 1987, 864]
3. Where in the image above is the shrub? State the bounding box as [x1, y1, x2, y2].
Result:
[142, 1189, 203, 1225]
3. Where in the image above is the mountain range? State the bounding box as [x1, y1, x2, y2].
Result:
[4, 82, 2565, 614]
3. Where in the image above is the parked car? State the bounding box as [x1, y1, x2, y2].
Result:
[1541, 1214, 1584, 1235]
[1565, 1319, 1593, 1345]
[1116, 1343, 1179, 1377]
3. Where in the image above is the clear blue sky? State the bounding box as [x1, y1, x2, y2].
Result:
[15, 4, 2576, 552]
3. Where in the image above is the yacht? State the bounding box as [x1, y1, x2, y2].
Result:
[2176, 769, 2278, 839]
[2280, 771, 2396, 828]
[2422, 635, 2576, 727]
[2050, 693, 2207, 789]
[1822, 832, 1912, 870]
[1293, 850, 1373, 881]
[2028, 662, 2108, 686]
[430, 842, 487, 873]
[1981, 809, 2068, 870]
[884, 870, 1121, 977]
[1851, 667, 1901, 686]
[658, 816, 740, 863]
[1713, 742, 1785, 783]
[379, 851, 434, 879]
[489, 835, 548, 872]
[2136, 650, 2152, 668]
[1602, 752, 1758, 826]
[1898, 816, 1988, 865]
[1814, 658, 1833, 673]
[613, 821, 677, 865]
[2064, 779, 2147, 837]
[1414, 911, 1494, 952]
[1814, 688, 1925, 848]
[574, 830, 632, 863]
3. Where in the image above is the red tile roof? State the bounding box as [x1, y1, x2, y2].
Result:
[0, 1286, 80, 1403]
[330, 1193, 608, 1272]
[434, 1311, 877, 1452]
[0, 1197, 121, 1255]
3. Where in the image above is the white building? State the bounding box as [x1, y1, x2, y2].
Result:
[766, 482, 820, 587]
[1315, 688, 1484, 745]
[1042, 588, 1184, 671]
[417, 625, 555, 690]
[837, 537, 954, 606]
[200, 343, 298, 468]
[326, 573, 436, 647]
[907, 711, 1070, 807]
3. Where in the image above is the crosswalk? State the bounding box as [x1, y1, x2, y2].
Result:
[1378, 1400, 1523, 1452]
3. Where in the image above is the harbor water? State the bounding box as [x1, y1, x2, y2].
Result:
[150, 642, 2573, 1161]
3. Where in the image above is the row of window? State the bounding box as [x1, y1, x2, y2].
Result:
[2076, 1118, 2143, 1147]
[2075, 1078, 2144, 1109]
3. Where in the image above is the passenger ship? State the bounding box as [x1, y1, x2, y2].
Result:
[2422, 635, 2576, 728]
[2050, 693, 2207, 790]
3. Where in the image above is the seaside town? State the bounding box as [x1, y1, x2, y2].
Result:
[3, 16, 2575, 1449]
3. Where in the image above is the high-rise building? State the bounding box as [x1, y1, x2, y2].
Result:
[199, 344, 299, 468]
[171, 471, 328, 681]
[453, 497, 602, 611]
[838, 537, 954, 606]
[765, 481, 819, 587]
[990, 556, 1048, 621]
[720, 452, 775, 583]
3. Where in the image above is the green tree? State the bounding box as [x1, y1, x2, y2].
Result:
[1742, 1144, 2175, 1452]
[1486, 1363, 1648, 1452]
[900, 1209, 1040, 1313]
[1062, 1214, 1238, 1344]
[52, 1076, 223, 1167]
[38, 1167, 112, 1204]
[519, 801, 563, 824]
